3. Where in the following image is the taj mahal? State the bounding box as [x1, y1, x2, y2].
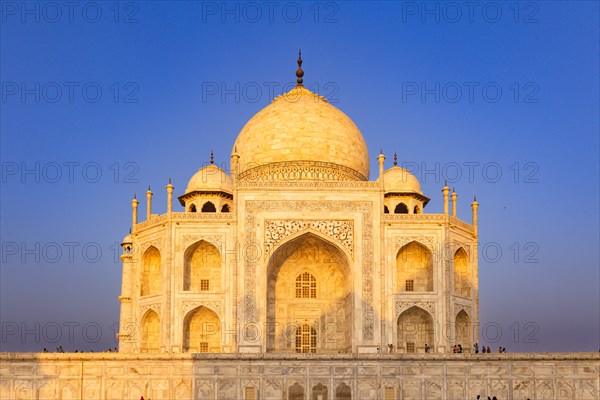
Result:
[117, 53, 479, 357]
[1, 55, 598, 400]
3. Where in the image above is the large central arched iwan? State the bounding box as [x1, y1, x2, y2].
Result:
[266, 233, 352, 353]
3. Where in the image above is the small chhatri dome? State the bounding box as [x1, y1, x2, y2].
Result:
[183, 163, 233, 196]
[121, 233, 133, 245]
[232, 53, 370, 182]
[383, 166, 423, 195]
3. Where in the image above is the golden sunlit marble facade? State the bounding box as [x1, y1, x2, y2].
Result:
[116, 84, 481, 356]
[2, 72, 599, 400]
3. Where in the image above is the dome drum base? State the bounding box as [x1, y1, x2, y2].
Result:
[237, 160, 368, 182]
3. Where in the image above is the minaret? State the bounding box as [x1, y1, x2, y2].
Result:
[296, 49, 304, 87]
[118, 230, 134, 351]
[231, 146, 240, 184]
[146, 186, 153, 220]
[471, 196, 479, 235]
[377, 149, 385, 180]
[166, 178, 174, 214]
[131, 194, 139, 233]
[442, 181, 450, 215]
[451, 189, 457, 217]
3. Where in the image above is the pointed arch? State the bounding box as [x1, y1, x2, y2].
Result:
[140, 309, 160, 352]
[184, 240, 221, 291]
[221, 204, 230, 213]
[413, 205, 420, 214]
[38, 383, 54, 400]
[312, 383, 328, 400]
[453, 247, 470, 296]
[60, 383, 76, 400]
[455, 309, 471, 351]
[396, 241, 433, 292]
[397, 306, 434, 353]
[335, 383, 352, 400]
[183, 306, 220, 352]
[288, 383, 304, 400]
[268, 226, 354, 264]
[189, 204, 197, 212]
[394, 203, 408, 214]
[384, 205, 389, 214]
[266, 232, 352, 353]
[201, 201, 216, 212]
[140, 246, 161, 296]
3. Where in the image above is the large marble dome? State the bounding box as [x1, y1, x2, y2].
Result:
[232, 84, 370, 182]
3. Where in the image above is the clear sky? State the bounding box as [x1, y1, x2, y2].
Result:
[1, 1, 598, 353]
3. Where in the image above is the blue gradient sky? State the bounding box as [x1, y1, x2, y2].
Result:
[1, 1, 598, 352]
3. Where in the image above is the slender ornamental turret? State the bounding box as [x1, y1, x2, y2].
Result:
[377, 149, 385, 181]
[442, 181, 450, 215]
[131, 194, 139, 232]
[471, 196, 479, 235]
[146, 186, 153, 220]
[296, 49, 304, 87]
[231, 147, 240, 184]
[166, 178, 174, 214]
[451, 189, 457, 217]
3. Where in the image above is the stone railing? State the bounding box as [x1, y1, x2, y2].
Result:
[384, 214, 446, 222]
[135, 212, 234, 230]
[384, 214, 474, 233]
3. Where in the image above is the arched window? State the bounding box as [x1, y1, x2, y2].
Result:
[221, 204, 230, 213]
[183, 306, 221, 353]
[201, 201, 216, 212]
[335, 383, 352, 400]
[397, 306, 434, 354]
[141, 246, 161, 296]
[295, 324, 317, 353]
[394, 203, 408, 214]
[413, 205, 420, 214]
[384, 205, 389, 214]
[189, 204, 197, 213]
[184, 241, 221, 292]
[453, 248, 470, 296]
[140, 310, 160, 352]
[455, 310, 471, 351]
[313, 383, 328, 400]
[295, 272, 316, 298]
[288, 383, 304, 400]
[396, 241, 433, 292]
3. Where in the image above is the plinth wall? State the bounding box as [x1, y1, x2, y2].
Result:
[1, 353, 598, 399]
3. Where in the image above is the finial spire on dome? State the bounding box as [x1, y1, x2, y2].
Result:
[210, 151, 214, 164]
[296, 49, 304, 87]
[393, 152, 398, 166]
